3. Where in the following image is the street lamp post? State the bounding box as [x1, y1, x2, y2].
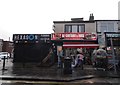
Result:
[110, 37, 117, 73]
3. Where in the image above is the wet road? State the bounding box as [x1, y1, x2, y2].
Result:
[0, 59, 120, 84]
[0, 78, 120, 85]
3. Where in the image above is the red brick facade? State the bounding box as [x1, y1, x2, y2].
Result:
[2, 41, 14, 55]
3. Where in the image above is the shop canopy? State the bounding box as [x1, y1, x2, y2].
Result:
[63, 43, 99, 48]
[51, 32, 99, 48]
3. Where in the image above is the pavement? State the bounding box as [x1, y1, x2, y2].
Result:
[0, 59, 120, 82]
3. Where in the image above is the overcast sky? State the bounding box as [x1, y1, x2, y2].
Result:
[0, 0, 120, 41]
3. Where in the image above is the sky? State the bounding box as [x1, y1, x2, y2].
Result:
[0, 0, 120, 41]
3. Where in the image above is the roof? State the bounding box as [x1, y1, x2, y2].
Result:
[53, 20, 120, 23]
[95, 20, 120, 21]
[53, 21, 95, 23]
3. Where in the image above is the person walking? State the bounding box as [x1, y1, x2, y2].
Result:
[77, 51, 84, 70]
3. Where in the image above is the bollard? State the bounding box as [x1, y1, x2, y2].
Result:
[2, 56, 7, 70]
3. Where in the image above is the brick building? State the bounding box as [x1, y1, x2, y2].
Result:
[0, 39, 3, 52]
[2, 41, 14, 56]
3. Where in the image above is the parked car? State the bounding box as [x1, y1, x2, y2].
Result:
[0, 52, 10, 59]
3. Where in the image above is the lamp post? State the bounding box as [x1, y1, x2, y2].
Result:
[110, 37, 117, 73]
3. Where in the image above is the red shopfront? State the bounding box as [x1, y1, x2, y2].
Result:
[51, 32, 99, 64]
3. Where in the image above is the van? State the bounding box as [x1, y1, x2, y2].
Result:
[0, 52, 10, 59]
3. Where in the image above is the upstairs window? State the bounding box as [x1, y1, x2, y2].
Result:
[64, 24, 85, 32]
[72, 25, 78, 32]
[98, 22, 115, 32]
[65, 25, 72, 32]
[78, 25, 85, 32]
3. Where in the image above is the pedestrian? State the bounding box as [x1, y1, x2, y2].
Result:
[77, 51, 84, 70]
[94, 48, 108, 70]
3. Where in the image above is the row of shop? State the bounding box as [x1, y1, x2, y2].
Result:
[12, 32, 120, 67]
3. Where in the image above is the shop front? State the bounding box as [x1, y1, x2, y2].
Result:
[105, 32, 120, 60]
[51, 32, 99, 67]
[13, 34, 52, 63]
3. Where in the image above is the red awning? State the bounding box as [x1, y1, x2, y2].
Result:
[63, 44, 99, 48]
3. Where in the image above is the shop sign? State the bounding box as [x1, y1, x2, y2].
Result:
[13, 34, 51, 41]
[106, 34, 120, 37]
[52, 33, 97, 40]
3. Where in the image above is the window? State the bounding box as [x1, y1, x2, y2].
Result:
[108, 23, 114, 32]
[65, 25, 72, 32]
[97, 22, 115, 32]
[78, 25, 85, 32]
[100, 23, 107, 32]
[64, 25, 85, 32]
[72, 25, 77, 32]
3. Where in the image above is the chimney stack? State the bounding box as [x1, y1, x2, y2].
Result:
[89, 13, 94, 21]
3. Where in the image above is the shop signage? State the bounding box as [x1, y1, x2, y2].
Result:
[52, 33, 97, 40]
[105, 33, 120, 46]
[106, 34, 120, 37]
[13, 34, 51, 41]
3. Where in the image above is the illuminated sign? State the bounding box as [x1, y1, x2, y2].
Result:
[13, 34, 37, 41]
[51, 32, 97, 40]
[13, 34, 51, 43]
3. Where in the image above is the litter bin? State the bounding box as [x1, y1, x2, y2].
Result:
[63, 57, 72, 74]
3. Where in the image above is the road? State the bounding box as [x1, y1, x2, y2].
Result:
[0, 78, 120, 85]
[0, 59, 120, 84]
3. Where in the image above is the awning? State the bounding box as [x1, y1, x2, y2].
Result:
[63, 44, 99, 48]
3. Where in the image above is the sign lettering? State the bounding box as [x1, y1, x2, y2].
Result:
[106, 34, 120, 37]
[52, 33, 97, 40]
[13, 34, 51, 41]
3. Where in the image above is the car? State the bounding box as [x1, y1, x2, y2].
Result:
[0, 52, 10, 59]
